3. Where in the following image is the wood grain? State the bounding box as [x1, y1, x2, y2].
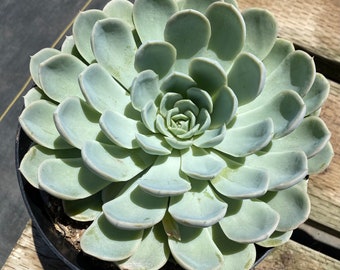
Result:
[309, 81, 340, 232]
[256, 240, 340, 270]
[238, 0, 340, 64]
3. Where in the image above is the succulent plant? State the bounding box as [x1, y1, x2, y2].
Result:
[18, 0, 333, 269]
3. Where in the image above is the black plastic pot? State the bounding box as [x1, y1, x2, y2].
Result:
[16, 125, 272, 270]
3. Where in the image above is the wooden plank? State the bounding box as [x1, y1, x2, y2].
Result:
[2, 221, 68, 270]
[238, 0, 340, 63]
[308, 81, 340, 232]
[256, 240, 340, 270]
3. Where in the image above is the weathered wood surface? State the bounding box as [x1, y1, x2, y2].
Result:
[238, 0, 340, 63]
[3, 0, 340, 269]
[309, 81, 340, 232]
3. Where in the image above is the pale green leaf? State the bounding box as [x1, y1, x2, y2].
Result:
[133, 0, 178, 42]
[206, 2, 245, 60]
[82, 141, 156, 182]
[164, 9, 211, 59]
[260, 181, 310, 231]
[214, 118, 273, 157]
[139, 152, 191, 197]
[19, 145, 80, 188]
[228, 52, 265, 106]
[79, 63, 130, 114]
[38, 158, 110, 200]
[19, 100, 71, 150]
[92, 18, 137, 89]
[246, 150, 308, 190]
[219, 199, 279, 243]
[39, 54, 87, 102]
[168, 224, 224, 270]
[242, 8, 277, 60]
[63, 192, 102, 221]
[54, 97, 102, 149]
[103, 181, 168, 229]
[81, 214, 143, 261]
[118, 224, 170, 270]
[135, 41, 176, 78]
[72, 10, 107, 63]
[100, 110, 140, 149]
[169, 181, 227, 227]
[180, 146, 225, 180]
[211, 165, 269, 199]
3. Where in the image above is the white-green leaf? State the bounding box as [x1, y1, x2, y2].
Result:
[161, 72, 196, 95]
[54, 97, 102, 149]
[135, 132, 172, 156]
[215, 118, 273, 157]
[260, 181, 310, 231]
[29, 48, 60, 88]
[211, 165, 269, 199]
[23, 86, 50, 106]
[19, 145, 80, 188]
[38, 158, 110, 200]
[308, 142, 334, 174]
[189, 57, 227, 94]
[263, 38, 295, 74]
[194, 125, 226, 148]
[81, 214, 143, 261]
[19, 100, 71, 149]
[219, 199, 279, 243]
[133, 0, 178, 42]
[168, 224, 224, 270]
[169, 181, 227, 227]
[100, 110, 140, 149]
[63, 192, 102, 221]
[165, 136, 193, 150]
[177, 0, 229, 13]
[265, 50, 316, 97]
[187, 87, 213, 114]
[72, 10, 107, 63]
[206, 2, 245, 60]
[257, 230, 293, 248]
[246, 150, 308, 190]
[242, 8, 277, 60]
[139, 152, 191, 197]
[118, 223, 170, 270]
[210, 86, 238, 129]
[61, 35, 75, 54]
[240, 50, 315, 113]
[103, 181, 168, 229]
[181, 146, 225, 180]
[304, 73, 330, 115]
[82, 141, 156, 182]
[164, 9, 211, 59]
[228, 52, 265, 106]
[236, 90, 306, 138]
[130, 70, 162, 111]
[92, 18, 137, 89]
[135, 41, 176, 78]
[141, 100, 158, 133]
[270, 116, 330, 158]
[79, 63, 130, 114]
[212, 225, 256, 270]
[39, 54, 86, 102]
[103, 0, 134, 29]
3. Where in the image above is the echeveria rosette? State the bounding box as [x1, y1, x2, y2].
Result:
[18, 0, 333, 269]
